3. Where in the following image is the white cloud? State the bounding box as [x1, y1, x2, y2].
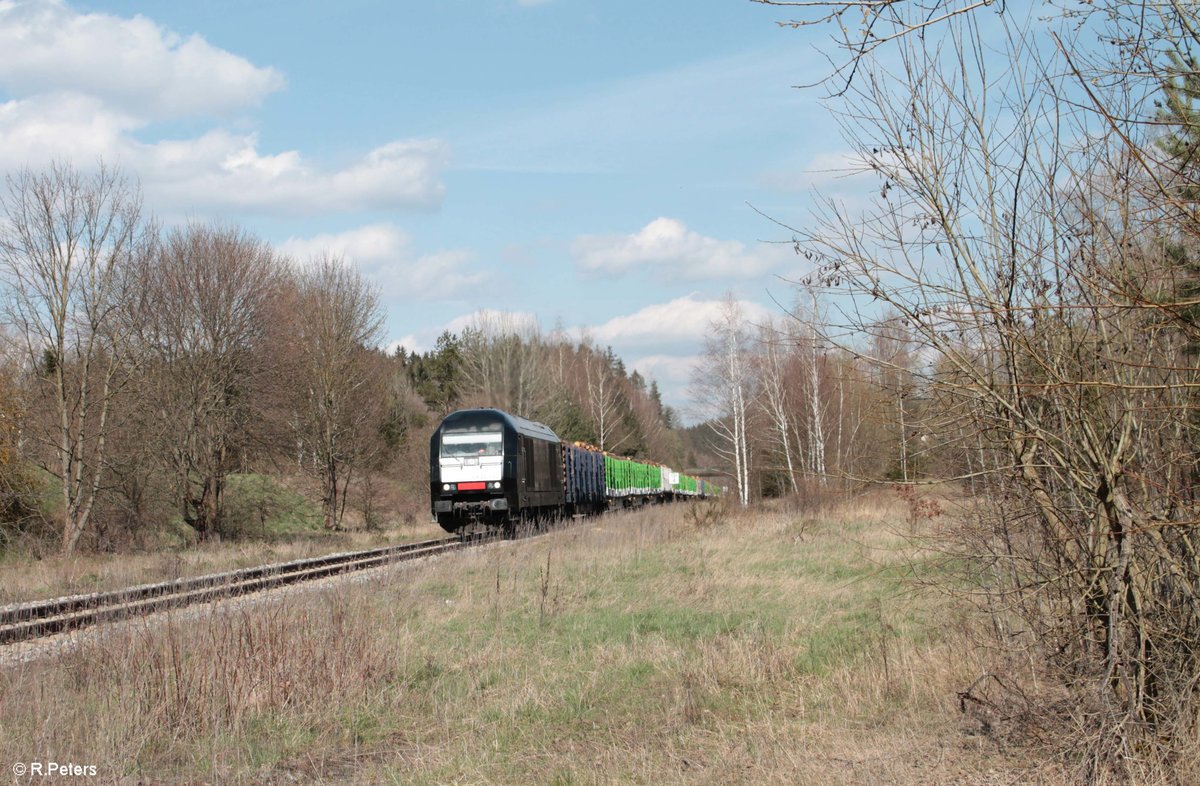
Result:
[0, 97, 448, 214]
[571, 217, 786, 280]
[388, 298, 774, 414]
[631, 354, 700, 381]
[387, 336, 422, 356]
[590, 294, 772, 347]
[144, 136, 449, 215]
[279, 223, 409, 264]
[0, 3, 447, 216]
[279, 223, 484, 301]
[445, 309, 540, 336]
[0, 0, 284, 120]
[0, 93, 134, 162]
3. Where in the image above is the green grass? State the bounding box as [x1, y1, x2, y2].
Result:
[0, 497, 1042, 784]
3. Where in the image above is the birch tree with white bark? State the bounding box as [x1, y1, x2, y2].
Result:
[581, 340, 626, 452]
[692, 295, 755, 506]
[755, 317, 799, 493]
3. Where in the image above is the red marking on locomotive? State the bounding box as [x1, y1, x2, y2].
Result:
[457, 481, 487, 491]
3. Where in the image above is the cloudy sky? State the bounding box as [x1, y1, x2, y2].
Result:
[0, 0, 872, 412]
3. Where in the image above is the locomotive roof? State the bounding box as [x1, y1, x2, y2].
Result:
[441, 408, 560, 443]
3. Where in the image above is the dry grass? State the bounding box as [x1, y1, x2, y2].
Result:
[0, 519, 444, 607]
[0, 492, 1073, 784]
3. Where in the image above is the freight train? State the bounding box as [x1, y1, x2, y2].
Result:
[429, 407, 716, 534]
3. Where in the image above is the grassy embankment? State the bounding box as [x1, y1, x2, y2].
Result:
[0, 473, 442, 607]
[0, 492, 1061, 784]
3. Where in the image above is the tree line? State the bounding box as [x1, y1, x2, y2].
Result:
[400, 314, 684, 464]
[0, 170, 685, 557]
[0, 162, 411, 552]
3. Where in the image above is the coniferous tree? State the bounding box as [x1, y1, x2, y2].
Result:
[1159, 52, 1200, 351]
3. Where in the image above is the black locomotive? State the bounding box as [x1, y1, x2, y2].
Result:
[430, 408, 565, 533]
[430, 407, 711, 534]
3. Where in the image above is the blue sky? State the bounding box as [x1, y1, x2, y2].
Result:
[0, 0, 872, 411]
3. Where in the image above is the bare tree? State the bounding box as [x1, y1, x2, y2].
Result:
[755, 317, 800, 493]
[794, 290, 833, 483]
[132, 223, 280, 540]
[752, 0, 997, 96]
[823, 351, 879, 480]
[867, 313, 920, 481]
[580, 338, 628, 452]
[693, 295, 755, 506]
[458, 311, 554, 418]
[290, 255, 384, 530]
[0, 162, 147, 553]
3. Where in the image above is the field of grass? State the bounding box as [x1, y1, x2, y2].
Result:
[0, 492, 1064, 784]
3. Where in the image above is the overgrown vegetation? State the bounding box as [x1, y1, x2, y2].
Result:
[747, 0, 1200, 778]
[0, 496, 1057, 784]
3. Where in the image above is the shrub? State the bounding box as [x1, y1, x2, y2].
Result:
[220, 474, 321, 540]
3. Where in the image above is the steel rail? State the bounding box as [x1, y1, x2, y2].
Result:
[0, 534, 493, 645]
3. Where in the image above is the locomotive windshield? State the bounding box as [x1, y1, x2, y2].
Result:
[441, 432, 503, 458]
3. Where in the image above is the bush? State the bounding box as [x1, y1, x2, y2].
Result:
[220, 474, 321, 541]
[0, 461, 58, 556]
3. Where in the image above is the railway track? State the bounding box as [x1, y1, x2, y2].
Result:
[0, 534, 493, 646]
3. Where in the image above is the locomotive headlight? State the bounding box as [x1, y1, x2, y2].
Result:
[442, 483, 451, 491]
[491, 481, 501, 489]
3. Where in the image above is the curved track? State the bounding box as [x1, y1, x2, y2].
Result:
[0, 535, 493, 646]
